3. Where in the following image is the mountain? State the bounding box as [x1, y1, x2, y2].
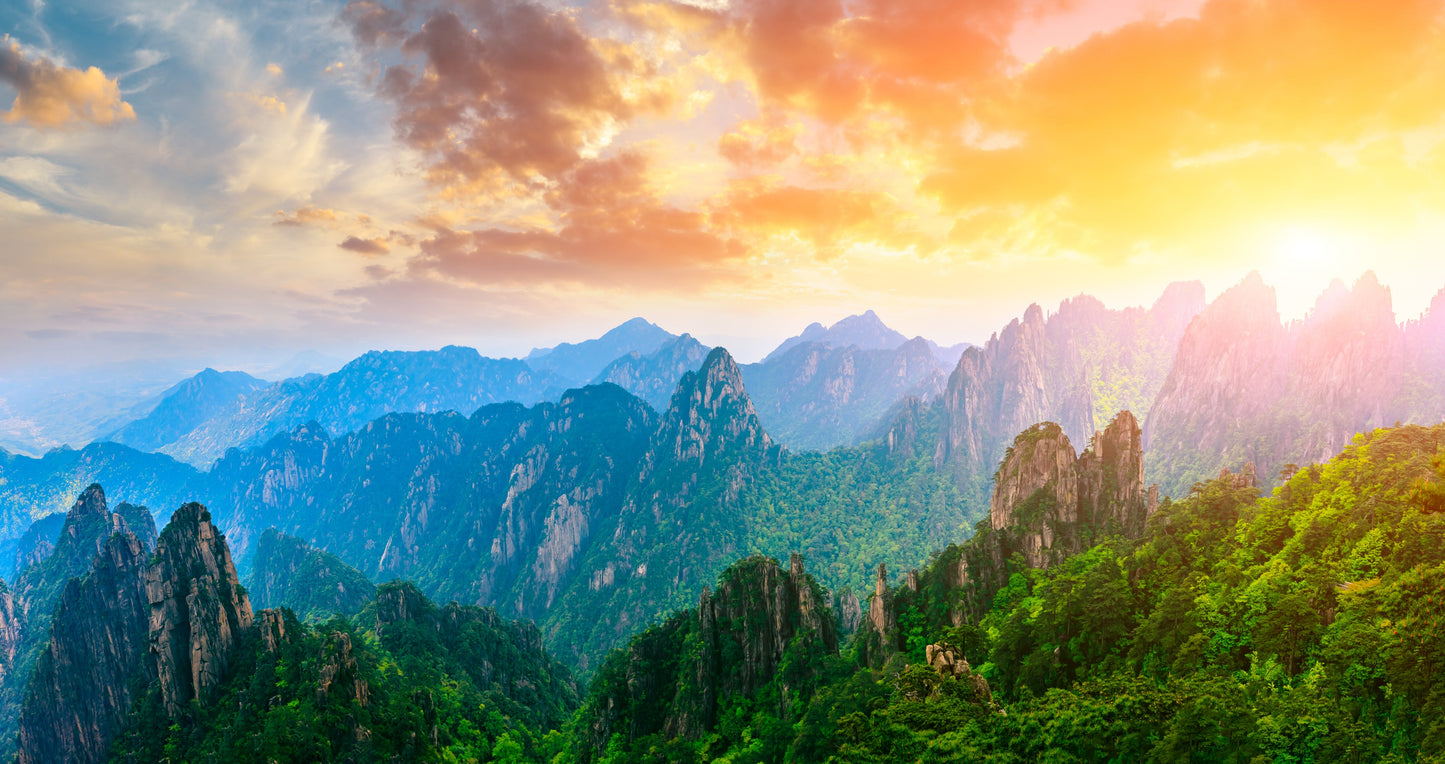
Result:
[0, 512, 64, 583]
[929, 281, 1206, 478]
[104, 368, 270, 452]
[742, 336, 948, 450]
[109, 345, 566, 467]
[591, 333, 712, 411]
[1144, 271, 1445, 496]
[575, 554, 837, 762]
[762, 309, 912, 362]
[245, 527, 375, 621]
[10, 491, 581, 763]
[15, 525, 151, 764]
[0, 358, 207, 457]
[527, 317, 678, 386]
[0, 485, 159, 760]
[0, 441, 201, 540]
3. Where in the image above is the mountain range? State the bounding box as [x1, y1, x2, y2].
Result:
[1, 273, 1445, 761]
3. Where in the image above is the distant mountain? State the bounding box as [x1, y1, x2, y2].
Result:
[0, 512, 63, 583]
[927, 338, 973, 368]
[245, 528, 375, 621]
[763, 309, 911, 362]
[743, 336, 948, 450]
[896, 281, 1206, 480]
[527, 317, 677, 386]
[1144, 272, 1445, 496]
[107, 346, 566, 466]
[104, 369, 270, 453]
[0, 442, 202, 540]
[591, 333, 712, 411]
[0, 359, 202, 456]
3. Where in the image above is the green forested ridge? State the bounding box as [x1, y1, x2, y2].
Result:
[11, 421, 1445, 762]
[246, 527, 377, 621]
[560, 422, 1445, 763]
[107, 582, 581, 763]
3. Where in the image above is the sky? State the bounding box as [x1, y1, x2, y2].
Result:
[3, 0, 1445, 375]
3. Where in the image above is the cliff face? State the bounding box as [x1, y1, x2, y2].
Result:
[579, 555, 838, 762]
[1144, 272, 1429, 496]
[16, 531, 151, 764]
[988, 412, 1155, 568]
[592, 334, 712, 412]
[932, 284, 1204, 478]
[743, 336, 948, 451]
[17, 498, 255, 762]
[146, 502, 254, 717]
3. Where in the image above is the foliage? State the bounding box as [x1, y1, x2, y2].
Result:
[562, 423, 1445, 763]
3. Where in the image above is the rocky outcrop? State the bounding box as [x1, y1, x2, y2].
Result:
[865, 414, 1157, 666]
[924, 642, 993, 705]
[146, 502, 254, 717]
[989, 412, 1155, 568]
[579, 554, 838, 762]
[16, 530, 151, 764]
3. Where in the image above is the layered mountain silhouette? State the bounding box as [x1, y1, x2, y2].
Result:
[1145, 271, 1445, 495]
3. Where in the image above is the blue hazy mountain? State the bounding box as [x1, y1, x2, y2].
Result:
[527, 317, 678, 387]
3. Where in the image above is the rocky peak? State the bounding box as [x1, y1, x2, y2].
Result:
[17, 530, 151, 764]
[146, 503, 254, 717]
[990, 413, 1155, 567]
[1076, 411, 1154, 539]
[14, 484, 147, 619]
[696, 555, 837, 707]
[654, 348, 771, 465]
[1149, 280, 1208, 338]
[583, 554, 838, 756]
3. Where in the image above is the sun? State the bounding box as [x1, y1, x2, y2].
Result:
[1277, 225, 1339, 266]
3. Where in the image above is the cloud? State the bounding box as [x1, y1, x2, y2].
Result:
[410, 150, 746, 288]
[273, 205, 341, 227]
[350, 0, 672, 195]
[339, 235, 389, 255]
[715, 179, 924, 256]
[916, 0, 1445, 257]
[224, 93, 344, 203]
[718, 114, 800, 167]
[0, 36, 137, 128]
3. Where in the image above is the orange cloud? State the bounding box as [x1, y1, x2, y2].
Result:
[273, 206, 342, 227]
[411, 150, 746, 287]
[716, 178, 924, 256]
[348, 0, 673, 197]
[339, 236, 390, 255]
[920, 0, 1445, 257]
[718, 114, 801, 167]
[0, 37, 136, 129]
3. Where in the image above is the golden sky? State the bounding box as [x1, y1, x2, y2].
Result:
[2, 0, 1445, 370]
